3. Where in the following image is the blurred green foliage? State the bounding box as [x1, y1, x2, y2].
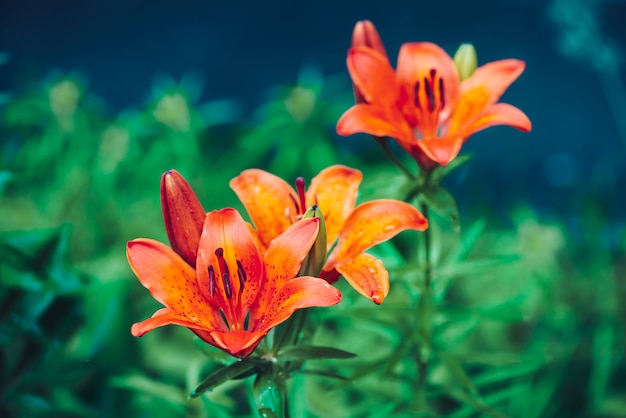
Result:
[1, 66, 625, 418]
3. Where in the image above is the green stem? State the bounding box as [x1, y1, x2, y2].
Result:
[376, 137, 416, 180]
[415, 203, 433, 412]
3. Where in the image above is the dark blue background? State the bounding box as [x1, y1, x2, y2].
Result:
[2, 0, 625, 221]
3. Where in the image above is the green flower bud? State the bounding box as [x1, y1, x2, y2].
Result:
[299, 205, 327, 276]
[453, 43, 477, 81]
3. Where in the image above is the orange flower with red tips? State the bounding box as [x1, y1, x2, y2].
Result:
[337, 34, 532, 169]
[129, 183, 341, 358]
[230, 165, 428, 304]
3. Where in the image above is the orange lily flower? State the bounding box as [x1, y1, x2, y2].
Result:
[128, 207, 341, 358]
[230, 165, 428, 304]
[336, 41, 532, 169]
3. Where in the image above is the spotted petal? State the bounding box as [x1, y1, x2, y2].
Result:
[327, 200, 428, 267]
[196, 209, 264, 330]
[255, 276, 342, 332]
[250, 218, 319, 328]
[335, 253, 389, 304]
[127, 239, 221, 328]
[306, 165, 362, 249]
[230, 169, 299, 248]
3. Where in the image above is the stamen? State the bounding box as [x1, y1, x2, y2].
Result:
[236, 259, 247, 293]
[413, 81, 421, 109]
[424, 75, 435, 112]
[438, 78, 445, 109]
[295, 177, 307, 214]
[215, 248, 232, 299]
[208, 265, 216, 296]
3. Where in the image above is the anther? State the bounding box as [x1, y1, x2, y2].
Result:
[438, 78, 445, 109]
[215, 247, 232, 299]
[208, 265, 216, 296]
[413, 81, 421, 109]
[424, 76, 435, 112]
[236, 260, 247, 293]
[295, 177, 307, 215]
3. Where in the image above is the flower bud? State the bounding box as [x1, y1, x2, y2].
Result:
[453, 43, 478, 81]
[161, 169, 205, 266]
[298, 205, 327, 276]
[351, 20, 387, 57]
[351, 20, 387, 104]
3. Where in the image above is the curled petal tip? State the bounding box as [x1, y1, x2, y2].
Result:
[371, 293, 383, 305]
[130, 323, 146, 337]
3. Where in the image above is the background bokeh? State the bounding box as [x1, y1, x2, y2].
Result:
[1, 0, 626, 417]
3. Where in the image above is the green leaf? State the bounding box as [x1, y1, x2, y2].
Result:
[420, 186, 460, 231]
[109, 374, 186, 411]
[190, 360, 260, 398]
[296, 368, 350, 381]
[430, 154, 473, 183]
[437, 352, 478, 395]
[589, 322, 615, 410]
[443, 219, 487, 265]
[277, 345, 357, 361]
[253, 367, 285, 418]
[0, 171, 13, 195]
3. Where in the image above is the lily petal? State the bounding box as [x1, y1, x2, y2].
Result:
[334, 253, 389, 304]
[461, 103, 531, 138]
[131, 308, 209, 337]
[230, 169, 298, 248]
[337, 104, 410, 141]
[196, 209, 264, 328]
[265, 217, 320, 284]
[306, 165, 362, 249]
[255, 276, 342, 332]
[210, 330, 267, 358]
[127, 239, 217, 324]
[448, 59, 525, 135]
[396, 42, 460, 114]
[327, 200, 428, 266]
[347, 46, 398, 105]
[461, 59, 525, 105]
[415, 136, 465, 166]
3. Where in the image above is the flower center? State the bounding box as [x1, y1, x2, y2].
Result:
[209, 248, 247, 299]
[412, 68, 446, 139]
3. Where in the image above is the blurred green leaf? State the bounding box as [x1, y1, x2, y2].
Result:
[277, 345, 357, 362]
[420, 186, 460, 231]
[430, 154, 473, 183]
[190, 360, 260, 398]
[109, 374, 187, 412]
